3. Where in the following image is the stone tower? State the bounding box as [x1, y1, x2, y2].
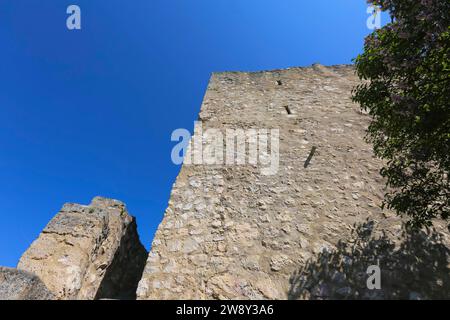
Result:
[137, 65, 449, 300]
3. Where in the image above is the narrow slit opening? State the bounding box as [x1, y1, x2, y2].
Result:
[284, 106, 292, 115]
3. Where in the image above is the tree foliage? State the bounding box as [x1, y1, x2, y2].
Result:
[352, 0, 450, 229]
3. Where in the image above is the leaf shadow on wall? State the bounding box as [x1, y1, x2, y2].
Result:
[288, 220, 450, 300]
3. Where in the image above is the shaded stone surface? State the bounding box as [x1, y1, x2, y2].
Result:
[18, 197, 147, 300]
[0, 267, 54, 300]
[288, 220, 450, 300]
[137, 64, 450, 300]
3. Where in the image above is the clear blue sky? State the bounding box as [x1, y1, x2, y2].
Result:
[0, 1, 387, 267]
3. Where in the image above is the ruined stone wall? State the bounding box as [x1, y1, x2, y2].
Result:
[17, 197, 148, 300]
[137, 65, 450, 300]
[0, 267, 54, 300]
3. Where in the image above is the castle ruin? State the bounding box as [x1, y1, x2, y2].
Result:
[1, 65, 449, 300]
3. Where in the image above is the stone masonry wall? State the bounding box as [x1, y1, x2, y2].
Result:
[18, 197, 148, 300]
[0, 267, 54, 300]
[137, 65, 450, 300]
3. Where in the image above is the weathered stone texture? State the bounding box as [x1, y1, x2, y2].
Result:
[0, 267, 54, 300]
[17, 197, 148, 300]
[137, 65, 450, 299]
